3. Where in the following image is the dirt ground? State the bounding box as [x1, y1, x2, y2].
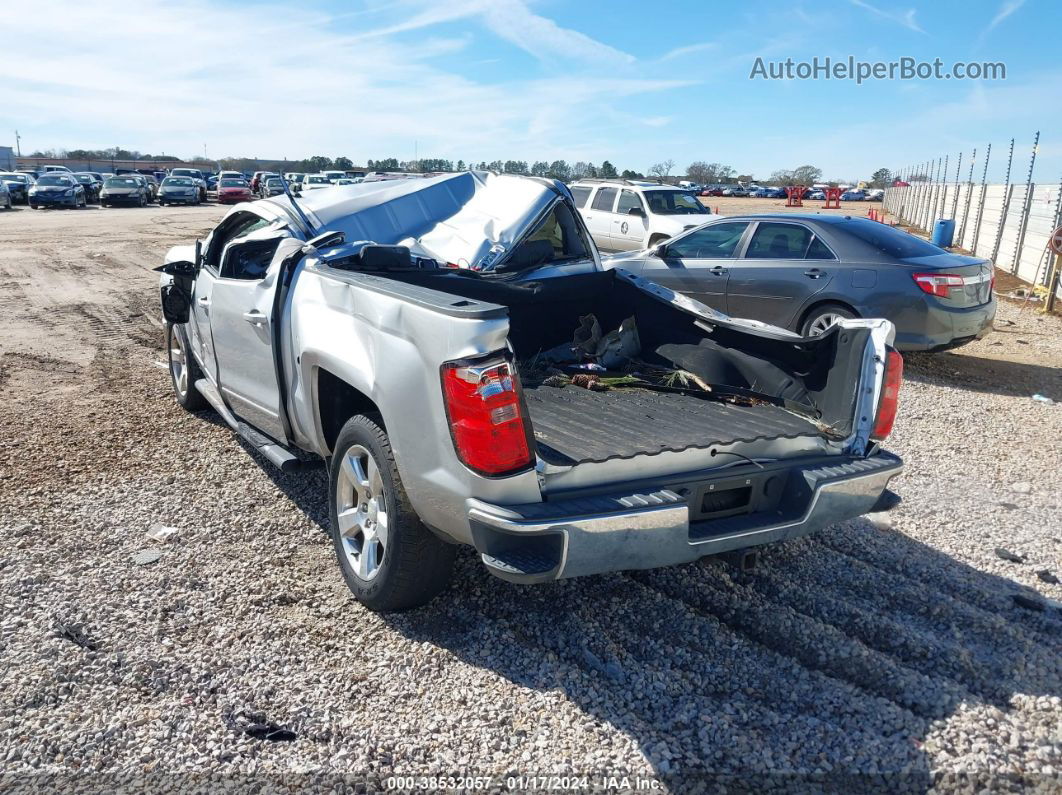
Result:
[1, 202, 1060, 789]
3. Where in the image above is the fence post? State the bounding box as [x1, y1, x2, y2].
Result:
[1011, 131, 1040, 274]
[957, 149, 976, 247]
[991, 139, 1016, 264]
[971, 143, 992, 255]
[950, 152, 962, 220]
[927, 157, 942, 231]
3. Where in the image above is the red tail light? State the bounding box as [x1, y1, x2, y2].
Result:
[871, 350, 903, 442]
[441, 356, 534, 476]
[912, 272, 964, 298]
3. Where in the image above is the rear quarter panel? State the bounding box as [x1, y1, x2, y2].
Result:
[284, 263, 544, 544]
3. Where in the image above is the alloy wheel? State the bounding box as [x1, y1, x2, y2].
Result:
[169, 328, 188, 398]
[808, 313, 845, 336]
[335, 444, 389, 581]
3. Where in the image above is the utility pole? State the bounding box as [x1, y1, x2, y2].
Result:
[14, 130, 21, 157]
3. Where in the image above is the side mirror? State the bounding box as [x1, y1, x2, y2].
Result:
[627, 206, 645, 217]
[654, 243, 668, 258]
[194, 239, 203, 269]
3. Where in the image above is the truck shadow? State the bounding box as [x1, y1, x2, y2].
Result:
[903, 351, 1061, 400]
[386, 521, 1060, 790]
[244, 436, 1060, 790]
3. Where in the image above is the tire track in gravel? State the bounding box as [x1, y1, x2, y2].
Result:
[755, 534, 1062, 699]
[400, 568, 930, 777]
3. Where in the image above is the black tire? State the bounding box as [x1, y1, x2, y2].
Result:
[166, 323, 208, 411]
[800, 303, 857, 337]
[328, 414, 455, 612]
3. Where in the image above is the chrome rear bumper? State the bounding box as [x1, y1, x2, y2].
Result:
[468, 451, 903, 583]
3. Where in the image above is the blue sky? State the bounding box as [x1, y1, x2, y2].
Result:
[3, 0, 1058, 182]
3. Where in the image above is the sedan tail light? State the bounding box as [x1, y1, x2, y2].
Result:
[912, 272, 964, 298]
[441, 356, 534, 476]
[871, 349, 903, 442]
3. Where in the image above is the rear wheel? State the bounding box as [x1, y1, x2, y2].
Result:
[166, 323, 208, 411]
[329, 415, 455, 612]
[801, 303, 857, 337]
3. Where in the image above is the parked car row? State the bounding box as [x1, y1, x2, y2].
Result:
[692, 185, 886, 202]
[2, 165, 388, 211]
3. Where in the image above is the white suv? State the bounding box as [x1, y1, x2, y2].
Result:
[569, 179, 719, 252]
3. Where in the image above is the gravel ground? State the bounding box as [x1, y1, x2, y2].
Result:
[0, 204, 1060, 792]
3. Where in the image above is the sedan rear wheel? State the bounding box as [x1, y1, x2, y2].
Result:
[802, 303, 857, 337]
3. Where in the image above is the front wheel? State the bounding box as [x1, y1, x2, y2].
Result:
[801, 303, 857, 337]
[166, 323, 208, 411]
[329, 415, 455, 612]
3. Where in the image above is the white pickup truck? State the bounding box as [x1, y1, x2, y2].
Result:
[157, 172, 904, 611]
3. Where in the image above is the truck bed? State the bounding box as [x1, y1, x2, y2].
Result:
[523, 385, 826, 465]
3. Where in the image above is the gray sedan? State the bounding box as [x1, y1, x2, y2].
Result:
[603, 214, 996, 351]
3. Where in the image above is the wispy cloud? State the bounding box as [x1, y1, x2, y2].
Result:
[849, 0, 926, 33]
[986, 0, 1025, 32]
[356, 0, 634, 64]
[0, 0, 674, 163]
[659, 42, 716, 61]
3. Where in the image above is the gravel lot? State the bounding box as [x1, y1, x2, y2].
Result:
[0, 203, 1060, 792]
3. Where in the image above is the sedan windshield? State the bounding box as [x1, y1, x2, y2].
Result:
[307, 176, 328, 184]
[105, 178, 139, 187]
[643, 191, 707, 215]
[37, 176, 74, 187]
[74, 175, 94, 184]
[220, 179, 247, 187]
[265, 178, 282, 186]
[163, 178, 194, 187]
[1, 174, 28, 183]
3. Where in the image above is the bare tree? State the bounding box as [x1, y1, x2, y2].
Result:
[648, 159, 675, 182]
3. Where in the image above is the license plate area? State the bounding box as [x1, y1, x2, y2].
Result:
[689, 471, 788, 522]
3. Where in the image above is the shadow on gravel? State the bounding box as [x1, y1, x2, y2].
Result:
[390, 522, 1061, 791]
[904, 351, 1061, 399]
[234, 429, 1061, 790]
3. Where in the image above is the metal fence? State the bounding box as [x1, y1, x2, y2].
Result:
[883, 133, 1062, 299]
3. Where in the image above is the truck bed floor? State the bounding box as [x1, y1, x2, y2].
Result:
[523, 385, 826, 465]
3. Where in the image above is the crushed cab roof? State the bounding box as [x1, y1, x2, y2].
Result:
[267, 171, 564, 268]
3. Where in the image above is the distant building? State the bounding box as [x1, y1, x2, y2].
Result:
[0, 146, 14, 170]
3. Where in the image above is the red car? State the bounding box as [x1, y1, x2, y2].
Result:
[700, 186, 723, 196]
[217, 178, 253, 204]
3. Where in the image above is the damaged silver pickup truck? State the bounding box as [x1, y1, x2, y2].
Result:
[157, 172, 904, 611]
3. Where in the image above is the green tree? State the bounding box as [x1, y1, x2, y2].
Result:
[547, 160, 571, 180]
[599, 160, 618, 178]
[456, 159, 466, 171]
[530, 160, 549, 177]
[870, 168, 892, 188]
[333, 156, 353, 170]
[620, 169, 644, 179]
[307, 155, 333, 171]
